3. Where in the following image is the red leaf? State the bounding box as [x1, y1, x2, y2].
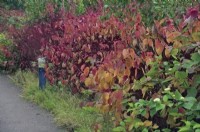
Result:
[155, 39, 164, 55]
[178, 107, 185, 114]
[83, 67, 90, 77]
[81, 64, 86, 71]
[135, 30, 140, 39]
[187, 7, 199, 18]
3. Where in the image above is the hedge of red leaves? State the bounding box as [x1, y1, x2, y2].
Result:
[36, 8, 132, 93]
[86, 5, 200, 131]
[9, 23, 43, 70]
[10, 3, 200, 131]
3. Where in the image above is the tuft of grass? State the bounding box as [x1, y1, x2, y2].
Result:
[10, 70, 102, 132]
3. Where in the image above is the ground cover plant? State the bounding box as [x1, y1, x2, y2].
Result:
[2, 1, 200, 131]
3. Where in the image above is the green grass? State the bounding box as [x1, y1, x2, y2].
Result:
[10, 70, 102, 132]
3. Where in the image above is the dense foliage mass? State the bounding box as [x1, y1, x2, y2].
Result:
[0, 33, 14, 71]
[0, 0, 24, 9]
[10, 23, 43, 69]
[2, 0, 199, 24]
[2, 1, 200, 131]
[86, 4, 200, 132]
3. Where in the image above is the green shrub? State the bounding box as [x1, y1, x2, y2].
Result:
[0, 0, 24, 9]
[0, 33, 11, 46]
[114, 49, 200, 131]
[0, 33, 13, 71]
[23, 0, 69, 21]
[138, 0, 200, 26]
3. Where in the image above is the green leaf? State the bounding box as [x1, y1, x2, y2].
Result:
[146, 66, 159, 77]
[191, 53, 200, 64]
[120, 121, 125, 127]
[175, 90, 182, 100]
[113, 126, 126, 132]
[194, 124, 200, 129]
[183, 97, 196, 110]
[183, 102, 194, 110]
[140, 109, 146, 117]
[182, 59, 195, 69]
[171, 48, 179, 59]
[161, 77, 173, 84]
[192, 75, 200, 88]
[192, 32, 200, 42]
[163, 95, 168, 102]
[163, 61, 169, 66]
[184, 97, 197, 102]
[142, 128, 148, 132]
[179, 127, 192, 132]
[179, 121, 192, 132]
[175, 71, 188, 80]
[162, 128, 171, 132]
[191, 52, 200, 63]
[195, 129, 200, 132]
[156, 103, 165, 111]
[187, 87, 197, 97]
[128, 103, 134, 108]
[196, 103, 200, 110]
[168, 108, 178, 116]
[168, 102, 174, 107]
[150, 108, 157, 117]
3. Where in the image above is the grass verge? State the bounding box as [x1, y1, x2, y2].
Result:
[10, 70, 102, 132]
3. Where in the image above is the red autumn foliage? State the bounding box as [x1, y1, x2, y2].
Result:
[84, 4, 200, 127]
[8, 2, 200, 130]
[36, 8, 131, 93]
[9, 23, 43, 69]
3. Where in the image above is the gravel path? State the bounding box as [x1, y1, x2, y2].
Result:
[0, 74, 66, 132]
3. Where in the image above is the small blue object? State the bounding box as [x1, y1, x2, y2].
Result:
[38, 68, 46, 89]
